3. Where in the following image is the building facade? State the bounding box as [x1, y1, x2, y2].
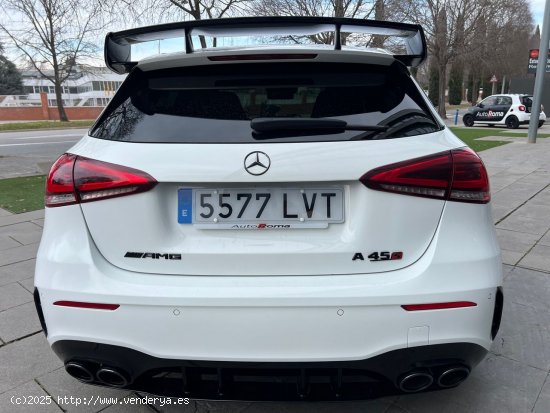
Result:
[0, 65, 126, 108]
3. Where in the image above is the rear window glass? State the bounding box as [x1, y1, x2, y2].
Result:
[90, 62, 442, 143]
[521, 96, 533, 106]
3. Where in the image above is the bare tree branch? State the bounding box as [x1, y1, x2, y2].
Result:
[0, 0, 105, 121]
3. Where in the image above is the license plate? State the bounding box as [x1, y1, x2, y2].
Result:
[178, 188, 344, 229]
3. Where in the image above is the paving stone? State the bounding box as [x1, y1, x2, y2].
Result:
[0, 210, 45, 228]
[19, 277, 35, 293]
[0, 282, 32, 311]
[37, 367, 131, 413]
[0, 259, 36, 286]
[484, 166, 507, 177]
[495, 229, 540, 254]
[539, 231, 550, 247]
[31, 219, 44, 228]
[529, 189, 550, 207]
[497, 215, 550, 236]
[0, 234, 21, 250]
[99, 396, 155, 412]
[516, 172, 550, 185]
[492, 299, 550, 371]
[132, 392, 197, 413]
[516, 203, 550, 222]
[500, 250, 524, 266]
[384, 405, 408, 413]
[518, 244, 550, 272]
[505, 266, 550, 311]
[0, 302, 42, 343]
[534, 373, 550, 413]
[492, 182, 548, 210]
[195, 400, 251, 413]
[396, 354, 547, 413]
[241, 399, 395, 413]
[502, 264, 514, 280]
[0, 333, 62, 394]
[488, 175, 521, 193]
[0, 243, 40, 267]
[0, 222, 43, 245]
[491, 205, 510, 223]
[0, 380, 62, 412]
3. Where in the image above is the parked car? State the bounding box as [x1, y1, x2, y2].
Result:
[463, 94, 546, 128]
[34, 17, 503, 401]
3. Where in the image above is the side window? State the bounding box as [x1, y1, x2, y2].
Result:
[496, 96, 512, 105]
[481, 96, 497, 106]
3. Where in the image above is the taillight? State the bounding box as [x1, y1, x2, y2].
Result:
[360, 148, 490, 204]
[45, 154, 78, 207]
[45, 154, 157, 207]
[449, 148, 490, 203]
[519, 105, 526, 111]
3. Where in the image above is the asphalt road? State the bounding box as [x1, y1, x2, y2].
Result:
[0, 129, 87, 179]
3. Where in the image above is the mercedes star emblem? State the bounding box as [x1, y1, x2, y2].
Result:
[244, 151, 271, 176]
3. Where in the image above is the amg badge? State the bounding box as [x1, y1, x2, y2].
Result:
[125, 252, 182, 260]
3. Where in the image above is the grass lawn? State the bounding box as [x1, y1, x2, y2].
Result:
[0, 175, 45, 213]
[449, 127, 550, 152]
[0, 120, 94, 132]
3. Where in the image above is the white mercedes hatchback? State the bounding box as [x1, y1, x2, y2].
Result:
[34, 17, 503, 400]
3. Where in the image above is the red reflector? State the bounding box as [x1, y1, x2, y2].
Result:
[401, 301, 477, 311]
[54, 301, 120, 310]
[208, 53, 317, 61]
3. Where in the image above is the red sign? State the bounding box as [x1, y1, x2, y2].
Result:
[528, 49, 550, 73]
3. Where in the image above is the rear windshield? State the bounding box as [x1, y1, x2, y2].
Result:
[90, 62, 442, 143]
[521, 96, 533, 106]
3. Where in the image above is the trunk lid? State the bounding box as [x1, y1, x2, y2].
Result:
[72, 134, 455, 276]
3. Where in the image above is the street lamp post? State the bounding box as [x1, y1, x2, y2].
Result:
[528, 0, 550, 144]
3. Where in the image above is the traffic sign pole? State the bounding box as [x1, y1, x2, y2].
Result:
[528, 0, 550, 144]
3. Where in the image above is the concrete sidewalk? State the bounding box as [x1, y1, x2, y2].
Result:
[1, 139, 550, 412]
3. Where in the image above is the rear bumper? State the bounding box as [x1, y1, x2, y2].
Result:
[36, 200, 502, 395]
[52, 340, 488, 400]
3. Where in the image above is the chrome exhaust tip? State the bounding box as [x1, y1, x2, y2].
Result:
[65, 362, 94, 383]
[437, 366, 470, 388]
[398, 371, 434, 393]
[96, 367, 129, 388]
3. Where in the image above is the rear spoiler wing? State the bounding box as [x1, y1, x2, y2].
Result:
[105, 17, 427, 74]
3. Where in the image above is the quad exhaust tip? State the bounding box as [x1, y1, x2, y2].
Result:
[398, 371, 434, 393]
[96, 367, 129, 388]
[65, 362, 94, 383]
[437, 366, 470, 388]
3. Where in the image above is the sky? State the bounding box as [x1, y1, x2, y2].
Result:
[530, 0, 547, 30]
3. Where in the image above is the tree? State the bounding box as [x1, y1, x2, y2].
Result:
[447, 11, 464, 105]
[428, 63, 439, 106]
[448, 63, 462, 105]
[0, 0, 102, 121]
[251, 0, 398, 47]
[0, 43, 23, 95]
[395, 0, 503, 117]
